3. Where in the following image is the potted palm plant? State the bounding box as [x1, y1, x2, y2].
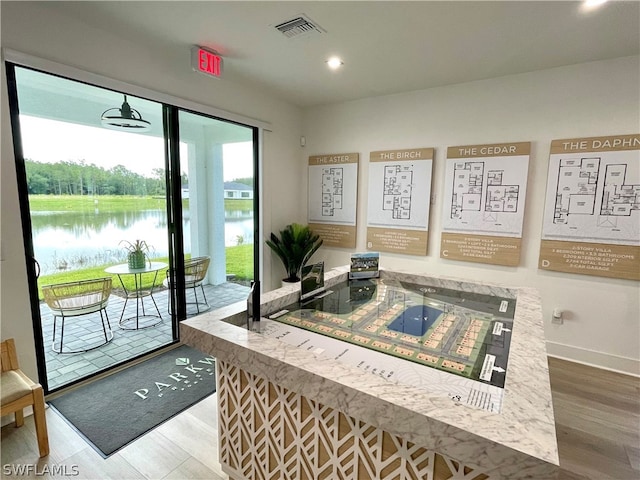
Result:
[266, 223, 323, 284]
[120, 239, 151, 269]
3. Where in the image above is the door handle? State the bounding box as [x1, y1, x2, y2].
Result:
[33, 258, 41, 279]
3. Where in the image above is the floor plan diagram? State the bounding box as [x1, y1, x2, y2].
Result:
[442, 153, 529, 237]
[553, 157, 640, 226]
[484, 171, 520, 221]
[600, 164, 640, 226]
[553, 157, 600, 224]
[451, 161, 484, 219]
[321, 167, 343, 216]
[451, 163, 521, 222]
[542, 150, 639, 244]
[383, 165, 413, 220]
[366, 154, 432, 232]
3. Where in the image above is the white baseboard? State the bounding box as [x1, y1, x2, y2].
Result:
[546, 341, 640, 377]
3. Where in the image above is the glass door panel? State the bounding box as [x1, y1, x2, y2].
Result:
[12, 66, 173, 391]
[175, 110, 256, 318]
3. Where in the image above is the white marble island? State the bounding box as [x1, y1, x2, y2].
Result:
[181, 267, 559, 480]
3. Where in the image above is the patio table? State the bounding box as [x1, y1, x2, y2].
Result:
[105, 262, 167, 330]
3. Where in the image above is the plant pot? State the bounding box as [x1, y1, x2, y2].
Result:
[281, 280, 301, 289]
[128, 251, 146, 269]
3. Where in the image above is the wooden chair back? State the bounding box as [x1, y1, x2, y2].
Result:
[0, 338, 20, 373]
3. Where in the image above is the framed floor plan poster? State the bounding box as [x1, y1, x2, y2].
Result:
[308, 153, 359, 248]
[366, 148, 434, 255]
[539, 134, 640, 280]
[440, 142, 531, 266]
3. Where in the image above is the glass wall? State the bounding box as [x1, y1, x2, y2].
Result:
[177, 110, 255, 304]
[15, 68, 167, 280]
[9, 65, 258, 392]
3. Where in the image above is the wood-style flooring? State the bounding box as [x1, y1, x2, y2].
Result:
[1, 393, 226, 479]
[1, 357, 638, 479]
[550, 357, 640, 480]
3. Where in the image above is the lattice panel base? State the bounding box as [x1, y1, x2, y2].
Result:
[217, 360, 490, 480]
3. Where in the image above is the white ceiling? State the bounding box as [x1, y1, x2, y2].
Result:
[42, 1, 640, 108]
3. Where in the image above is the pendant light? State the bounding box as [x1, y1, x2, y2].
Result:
[101, 95, 151, 132]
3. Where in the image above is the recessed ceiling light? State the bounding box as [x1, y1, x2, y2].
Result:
[583, 0, 608, 10]
[326, 56, 344, 70]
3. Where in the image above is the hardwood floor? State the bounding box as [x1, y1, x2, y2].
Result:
[1, 394, 227, 480]
[550, 357, 640, 480]
[1, 357, 638, 479]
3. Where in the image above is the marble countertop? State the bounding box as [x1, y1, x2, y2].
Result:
[181, 267, 559, 479]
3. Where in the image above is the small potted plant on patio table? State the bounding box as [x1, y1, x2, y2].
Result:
[120, 239, 151, 269]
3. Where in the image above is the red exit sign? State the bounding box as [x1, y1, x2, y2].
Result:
[191, 46, 223, 78]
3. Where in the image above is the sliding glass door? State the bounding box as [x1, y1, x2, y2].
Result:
[168, 110, 256, 319]
[7, 63, 259, 393]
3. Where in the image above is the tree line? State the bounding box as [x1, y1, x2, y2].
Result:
[25, 159, 174, 196]
[26, 159, 254, 196]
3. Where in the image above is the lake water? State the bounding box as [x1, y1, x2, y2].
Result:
[32, 208, 254, 275]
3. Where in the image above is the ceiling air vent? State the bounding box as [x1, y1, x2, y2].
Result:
[274, 15, 325, 38]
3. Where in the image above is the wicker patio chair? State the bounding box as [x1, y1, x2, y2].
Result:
[163, 256, 211, 314]
[42, 277, 114, 354]
[1, 338, 49, 457]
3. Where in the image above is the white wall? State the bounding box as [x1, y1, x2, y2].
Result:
[0, 2, 304, 382]
[302, 56, 640, 375]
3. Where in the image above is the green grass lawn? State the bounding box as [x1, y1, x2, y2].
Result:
[38, 244, 254, 300]
[28, 194, 253, 212]
[29, 195, 168, 211]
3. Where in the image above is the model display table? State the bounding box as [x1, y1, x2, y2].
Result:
[181, 267, 559, 480]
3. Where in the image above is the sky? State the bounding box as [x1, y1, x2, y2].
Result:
[19, 115, 253, 181]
